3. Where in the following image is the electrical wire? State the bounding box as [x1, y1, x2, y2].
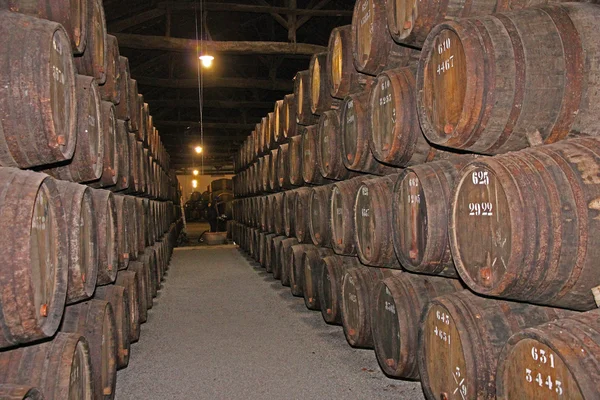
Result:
[194, 0, 205, 175]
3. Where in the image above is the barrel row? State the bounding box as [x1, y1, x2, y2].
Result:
[0, 7, 173, 191]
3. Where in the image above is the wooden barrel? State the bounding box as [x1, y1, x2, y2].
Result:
[2, 0, 87, 54]
[0, 169, 68, 348]
[341, 88, 396, 175]
[0, 384, 43, 399]
[115, 270, 140, 343]
[141, 246, 158, 299]
[60, 299, 117, 400]
[392, 157, 473, 277]
[74, 0, 106, 84]
[310, 52, 340, 115]
[283, 94, 298, 139]
[352, 0, 418, 75]
[303, 247, 335, 310]
[0, 11, 76, 168]
[417, 3, 600, 155]
[128, 79, 139, 132]
[289, 244, 318, 297]
[371, 273, 462, 379]
[99, 101, 118, 186]
[0, 333, 92, 400]
[307, 186, 332, 249]
[450, 138, 600, 310]
[369, 66, 446, 167]
[294, 70, 318, 126]
[266, 195, 276, 233]
[94, 285, 130, 369]
[496, 308, 600, 400]
[283, 190, 297, 237]
[418, 290, 574, 400]
[318, 109, 357, 180]
[288, 133, 305, 186]
[276, 143, 293, 189]
[126, 133, 141, 193]
[273, 99, 285, 143]
[55, 180, 98, 304]
[127, 260, 149, 321]
[327, 25, 373, 99]
[125, 196, 140, 261]
[115, 57, 130, 121]
[99, 35, 121, 104]
[294, 187, 312, 243]
[112, 120, 130, 191]
[330, 176, 373, 255]
[268, 111, 276, 150]
[354, 175, 401, 267]
[268, 148, 279, 192]
[319, 255, 362, 325]
[260, 116, 269, 155]
[137, 99, 148, 143]
[279, 237, 300, 286]
[258, 196, 267, 232]
[113, 195, 130, 270]
[259, 155, 270, 193]
[89, 188, 118, 285]
[341, 266, 396, 348]
[260, 233, 275, 268]
[302, 125, 334, 185]
[268, 236, 286, 275]
[135, 198, 147, 254]
[272, 192, 285, 236]
[43, 75, 104, 183]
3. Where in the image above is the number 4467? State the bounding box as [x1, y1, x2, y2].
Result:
[525, 369, 563, 395]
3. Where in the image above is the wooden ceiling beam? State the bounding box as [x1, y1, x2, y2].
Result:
[156, 2, 351, 17]
[137, 76, 292, 91]
[108, 9, 166, 32]
[112, 33, 325, 55]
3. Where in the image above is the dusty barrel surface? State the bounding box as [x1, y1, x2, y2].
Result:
[371, 273, 462, 379]
[303, 247, 335, 310]
[496, 308, 600, 400]
[309, 183, 335, 247]
[260, 233, 275, 267]
[302, 125, 334, 185]
[94, 285, 130, 369]
[341, 87, 395, 175]
[99, 35, 121, 104]
[115, 57, 130, 121]
[127, 79, 140, 132]
[0, 169, 68, 348]
[113, 195, 130, 270]
[111, 120, 130, 191]
[0, 11, 76, 168]
[369, 66, 445, 167]
[393, 157, 472, 277]
[283, 189, 298, 237]
[0, 333, 93, 400]
[418, 290, 574, 400]
[450, 138, 600, 310]
[352, 0, 418, 75]
[127, 260, 149, 321]
[272, 192, 285, 236]
[271, 236, 289, 279]
[90, 188, 118, 285]
[341, 267, 397, 349]
[283, 94, 298, 138]
[417, 3, 600, 155]
[277, 143, 292, 189]
[60, 299, 117, 400]
[98, 101, 119, 186]
[318, 109, 357, 181]
[327, 25, 373, 99]
[267, 236, 286, 274]
[141, 246, 158, 299]
[354, 174, 401, 267]
[115, 270, 140, 343]
[330, 176, 373, 255]
[124, 196, 139, 261]
[74, 0, 107, 84]
[319, 255, 361, 325]
[273, 99, 285, 143]
[0, 384, 43, 400]
[293, 187, 313, 243]
[310, 52, 340, 115]
[268, 148, 279, 192]
[43, 75, 104, 183]
[288, 133, 305, 186]
[2, 0, 87, 54]
[294, 70, 318, 126]
[289, 244, 318, 297]
[279, 237, 300, 286]
[55, 180, 98, 304]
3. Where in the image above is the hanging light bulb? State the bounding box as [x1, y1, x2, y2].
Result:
[199, 55, 214, 68]
[192, 179, 198, 188]
[195, 146, 203, 154]
[193, 169, 199, 176]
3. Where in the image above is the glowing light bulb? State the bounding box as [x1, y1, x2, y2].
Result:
[192, 179, 198, 188]
[195, 146, 203, 154]
[193, 169, 199, 176]
[199, 55, 214, 68]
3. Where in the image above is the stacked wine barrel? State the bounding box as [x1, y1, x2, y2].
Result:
[0, 1, 184, 399]
[232, 0, 600, 399]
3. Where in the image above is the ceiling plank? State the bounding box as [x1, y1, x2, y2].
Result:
[108, 9, 166, 32]
[254, 0, 288, 29]
[156, 2, 351, 16]
[113, 33, 326, 55]
[297, 0, 332, 30]
[138, 76, 292, 91]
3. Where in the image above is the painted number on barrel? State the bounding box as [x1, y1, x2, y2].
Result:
[385, 301, 396, 314]
[436, 38, 454, 75]
[471, 171, 489, 185]
[453, 367, 468, 400]
[523, 346, 563, 395]
[433, 311, 451, 344]
[469, 203, 493, 216]
[408, 194, 420, 204]
[361, 208, 370, 217]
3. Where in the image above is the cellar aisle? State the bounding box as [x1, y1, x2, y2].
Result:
[115, 245, 424, 400]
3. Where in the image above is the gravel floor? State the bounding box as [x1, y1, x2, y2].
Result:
[115, 245, 425, 400]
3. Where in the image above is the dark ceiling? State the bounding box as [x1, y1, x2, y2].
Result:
[103, 0, 354, 174]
